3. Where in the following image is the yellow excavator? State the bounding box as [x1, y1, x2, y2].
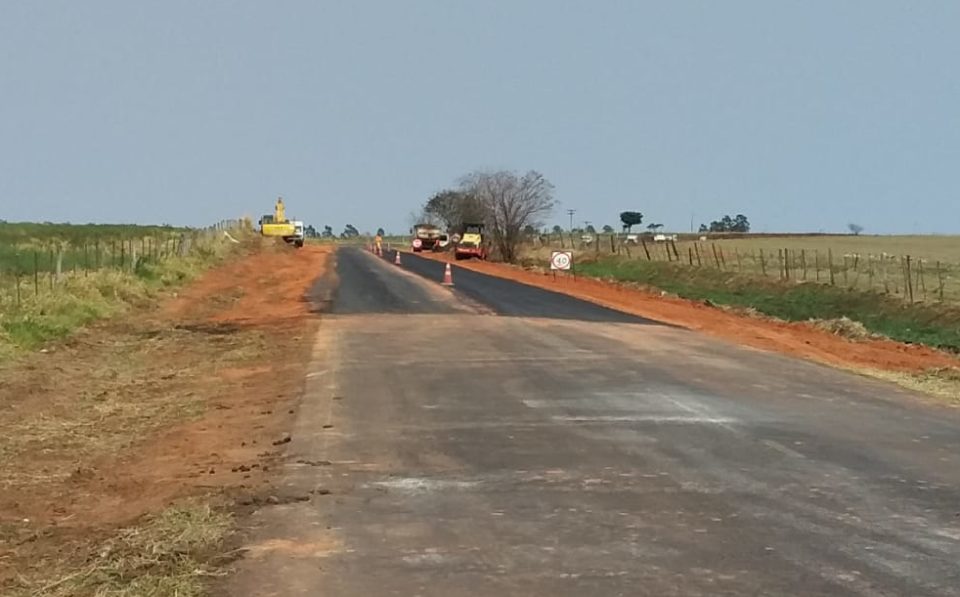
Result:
[259, 198, 305, 247]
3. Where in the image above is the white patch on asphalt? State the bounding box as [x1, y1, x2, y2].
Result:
[372, 477, 478, 494]
[552, 415, 737, 424]
[401, 550, 450, 566]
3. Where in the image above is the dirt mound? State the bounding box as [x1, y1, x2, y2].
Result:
[809, 317, 876, 341]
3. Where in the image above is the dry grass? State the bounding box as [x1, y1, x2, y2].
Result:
[0, 229, 244, 356]
[856, 367, 960, 406]
[808, 317, 876, 341]
[520, 234, 960, 304]
[0, 324, 264, 493]
[9, 502, 233, 597]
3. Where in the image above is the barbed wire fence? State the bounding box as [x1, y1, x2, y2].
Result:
[528, 233, 957, 304]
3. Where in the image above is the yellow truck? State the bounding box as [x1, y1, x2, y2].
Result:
[259, 198, 304, 247]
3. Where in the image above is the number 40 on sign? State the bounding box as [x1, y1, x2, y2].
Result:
[550, 250, 573, 272]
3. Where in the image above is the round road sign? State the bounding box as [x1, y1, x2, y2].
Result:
[412, 238, 423, 249]
[550, 251, 572, 270]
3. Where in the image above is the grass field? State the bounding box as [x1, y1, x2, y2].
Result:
[575, 257, 960, 352]
[0, 222, 243, 356]
[523, 233, 960, 304]
[0, 222, 189, 275]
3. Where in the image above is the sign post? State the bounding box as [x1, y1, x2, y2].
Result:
[550, 250, 574, 280]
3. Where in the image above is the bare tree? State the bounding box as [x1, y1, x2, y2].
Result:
[459, 170, 555, 262]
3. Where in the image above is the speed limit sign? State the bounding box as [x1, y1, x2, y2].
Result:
[550, 251, 573, 271]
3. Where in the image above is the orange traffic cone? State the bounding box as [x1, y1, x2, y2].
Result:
[442, 262, 454, 286]
[394, 251, 402, 265]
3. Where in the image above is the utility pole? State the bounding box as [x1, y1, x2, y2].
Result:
[567, 209, 576, 231]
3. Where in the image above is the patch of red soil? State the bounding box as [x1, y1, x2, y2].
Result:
[426, 253, 957, 373]
[1, 243, 332, 585]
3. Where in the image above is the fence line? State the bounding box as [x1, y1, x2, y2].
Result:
[0, 223, 241, 309]
[531, 233, 957, 304]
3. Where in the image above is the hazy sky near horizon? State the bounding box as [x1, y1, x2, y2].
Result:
[1, 1, 958, 234]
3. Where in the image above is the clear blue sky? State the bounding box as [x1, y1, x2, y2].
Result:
[1, 1, 958, 234]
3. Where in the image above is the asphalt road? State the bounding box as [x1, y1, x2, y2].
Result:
[383, 249, 656, 323]
[227, 247, 960, 597]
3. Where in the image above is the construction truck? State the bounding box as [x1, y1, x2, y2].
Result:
[455, 223, 488, 260]
[411, 223, 443, 252]
[259, 198, 304, 247]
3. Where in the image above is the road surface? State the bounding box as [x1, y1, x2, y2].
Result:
[226, 247, 960, 596]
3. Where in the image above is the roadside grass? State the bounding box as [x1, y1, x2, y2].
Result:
[573, 257, 960, 353]
[0, 324, 265, 490]
[0, 232, 240, 357]
[520, 233, 960, 303]
[9, 502, 233, 597]
[853, 367, 960, 406]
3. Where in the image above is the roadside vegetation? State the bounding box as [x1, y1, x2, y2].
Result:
[1, 239, 329, 596]
[8, 504, 232, 597]
[0, 223, 241, 357]
[573, 257, 960, 352]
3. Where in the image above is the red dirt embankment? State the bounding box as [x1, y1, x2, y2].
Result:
[0, 242, 331, 586]
[424, 253, 957, 374]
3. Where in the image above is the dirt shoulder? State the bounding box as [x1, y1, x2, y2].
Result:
[421, 252, 957, 376]
[0, 242, 331, 594]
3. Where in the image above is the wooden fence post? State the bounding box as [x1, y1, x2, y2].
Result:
[800, 249, 807, 280]
[936, 261, 945, 301]
[640, 238, 651, 261]
[759, 250, 766, 276]
[917, 259, 926, 300]
[33, 251, 39, 296]
[825, 249, 833, 285]
[905, 255, 913, 303]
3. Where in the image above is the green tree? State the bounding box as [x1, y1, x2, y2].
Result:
[619, 211, 643, 232]
[601, 224, 614, 233]
[701, 214, 750, 233]
[376, 227, 385, 236]
[552, 225, 563, 235]
[423, 189, 486, 231]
